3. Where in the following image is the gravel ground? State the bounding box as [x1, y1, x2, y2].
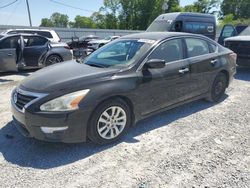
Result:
[0, 68, 250, 188]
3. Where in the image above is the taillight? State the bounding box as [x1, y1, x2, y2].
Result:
[230, 52, 237, 63]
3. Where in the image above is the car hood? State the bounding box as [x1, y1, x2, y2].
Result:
[20, 60, 119, 93]
[225, 35, 250, 42]
[88, 39, 109, 44]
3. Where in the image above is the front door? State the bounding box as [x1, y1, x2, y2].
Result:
[0, 36, 19, 72]
[23, 36, 49, 67]
[137, 38, 191, 115]
[218, 24, 237, 45]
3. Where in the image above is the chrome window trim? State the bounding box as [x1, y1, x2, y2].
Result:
[12, 88, 48, 113]
[136, 36, 219, 72]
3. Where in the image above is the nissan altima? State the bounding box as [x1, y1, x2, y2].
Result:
[11, 32, 236, 144]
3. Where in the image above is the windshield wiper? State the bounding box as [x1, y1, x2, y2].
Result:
[86, 63, 107, 68]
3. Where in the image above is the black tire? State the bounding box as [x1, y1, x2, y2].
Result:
[207, 72, 227, 102]
[45, 54, 62, 66]
[88, 98, 131, 145]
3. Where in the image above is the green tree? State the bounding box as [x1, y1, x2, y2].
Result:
[193, 0, 220, 13]
[221, 0, 250, 19]
[71, 15, 96, 28]
[91, 11, 106, 29]
[50, 12, 69, 27]
[40, 18, 54, 27]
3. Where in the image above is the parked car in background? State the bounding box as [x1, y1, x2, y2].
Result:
[0, 34, 72, 72]
[67, 35, 99, 49]
[224, 26, 250, 67]
[1, 29, 61, 43]
[87, 36, 120, 50]
[146, 12, 216, 40]
[11, 32, 236, 144]
[218, 24, 248, 45]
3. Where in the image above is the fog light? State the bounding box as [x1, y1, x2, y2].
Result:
[41, 126, 68, 134]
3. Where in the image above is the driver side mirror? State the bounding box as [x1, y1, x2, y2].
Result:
[145, 59, 165, 69]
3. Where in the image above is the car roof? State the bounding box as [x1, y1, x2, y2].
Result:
[157, 12, 215, 19]
[120, 32, 205, 41]
[0, 33, 47, 39]
[5, 28, 54, 32]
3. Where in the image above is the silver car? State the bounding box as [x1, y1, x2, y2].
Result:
[0, 34, 72, 72]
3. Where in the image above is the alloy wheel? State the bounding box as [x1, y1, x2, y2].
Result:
[97, 106, 127, 140]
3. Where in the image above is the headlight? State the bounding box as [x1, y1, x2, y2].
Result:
[40, 89, 89, 111]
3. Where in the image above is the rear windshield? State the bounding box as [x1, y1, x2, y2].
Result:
[239, 26, 250, 36]
[0, 35, 3, 39]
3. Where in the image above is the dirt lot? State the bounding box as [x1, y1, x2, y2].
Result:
[0, 68, 250, 188]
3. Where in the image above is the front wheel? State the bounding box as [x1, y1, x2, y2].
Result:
[207, 72, 227, 102]
[88, 99, 131, 144]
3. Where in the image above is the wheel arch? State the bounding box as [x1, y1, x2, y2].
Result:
[219, 69, 229, 87]
[89, 95, 135, 128]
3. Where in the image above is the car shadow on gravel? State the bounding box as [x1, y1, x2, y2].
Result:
[235, 67, 250, 81]
[0, 96, 228, 169]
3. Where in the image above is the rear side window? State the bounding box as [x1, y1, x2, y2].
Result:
[185, 38, 210, 57]
[184, 22, 214, 34]
[36, 31, 53, 39]
[24, 36, 48, 47]
[149, 39, 183, 63]
[0, 36, 20, 49]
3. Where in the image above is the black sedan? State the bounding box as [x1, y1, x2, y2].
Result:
[0, 34, 72, 72]
[11, 32, 236, 144]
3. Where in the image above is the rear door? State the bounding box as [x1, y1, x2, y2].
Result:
[218, 24, 237, 45]
[0, 36, 19, 72]
[184, 37, 219, 97]
[23, 36, 49, 67]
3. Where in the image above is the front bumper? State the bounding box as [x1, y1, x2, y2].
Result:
[11, 98, 93, 143]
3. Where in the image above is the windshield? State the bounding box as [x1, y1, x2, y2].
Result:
[84, 39, 155, 68]
[0, 35, 4, 39]
[239, 26, 250, 36]
[146, 20, 173, 32]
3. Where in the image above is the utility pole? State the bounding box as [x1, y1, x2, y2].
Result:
[26, 0, 32, 27]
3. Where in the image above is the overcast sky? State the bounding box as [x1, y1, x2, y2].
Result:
[0, 0, 195, 26]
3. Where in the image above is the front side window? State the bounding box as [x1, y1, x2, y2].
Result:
[84, 39, 155, 68]
[148, 39, 183, 63]
[185, 38, 210, 58]
[0, 36, 20, 49]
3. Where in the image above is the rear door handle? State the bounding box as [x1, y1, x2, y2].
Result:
[7, 53, 13, 56]
[179, 67, 189, 74]
[210, 59, 218, 65]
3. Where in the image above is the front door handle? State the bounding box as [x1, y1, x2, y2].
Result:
[7, 53, 13, 56]
[210, 59, 218, 65]
[179, 67, 189, 74]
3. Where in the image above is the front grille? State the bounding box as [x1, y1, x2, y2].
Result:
[14, 91, 37, 111]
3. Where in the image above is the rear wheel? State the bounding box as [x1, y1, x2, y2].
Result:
[88, 99, 131, 144]
[45, 55, 62, 66]
[207, 72, 227, 102]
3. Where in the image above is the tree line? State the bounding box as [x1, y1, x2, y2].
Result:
[40, 0, 250, 29]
